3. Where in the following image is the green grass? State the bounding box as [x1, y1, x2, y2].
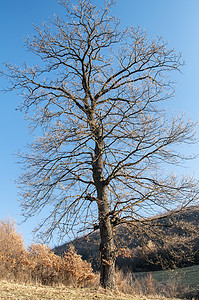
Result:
[136, 264, 199, 290]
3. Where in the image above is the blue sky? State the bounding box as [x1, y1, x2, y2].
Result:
[1, 0, 199, 247]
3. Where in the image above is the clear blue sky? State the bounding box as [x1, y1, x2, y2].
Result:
[1, 0, 199, 247]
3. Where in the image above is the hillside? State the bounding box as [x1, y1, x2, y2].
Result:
[54, 206, 199, 272]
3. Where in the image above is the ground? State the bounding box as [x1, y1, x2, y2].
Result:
[0, 280, 178, 300]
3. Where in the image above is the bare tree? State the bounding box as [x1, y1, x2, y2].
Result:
[2, 0, 199, 289]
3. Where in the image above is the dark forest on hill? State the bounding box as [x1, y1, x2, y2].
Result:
[54, 206, 199, 273]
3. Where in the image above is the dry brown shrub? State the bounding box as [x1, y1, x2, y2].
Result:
[27, 243, 62, 285]
[61, 245, 96, 286]
[26, 244, 96, 286]
[0, 218, 27, 280]
[0, 218, 96, 287]
[0, 218, 24, 254]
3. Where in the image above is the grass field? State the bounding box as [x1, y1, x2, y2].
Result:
[0, 266, 198, 299]
[0, 280, 171, 300]
[136, 264, 199, 290]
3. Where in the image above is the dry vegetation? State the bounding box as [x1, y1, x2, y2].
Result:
[0, 280, 148, 300]
[0, 218, 196, 299]
[0, 277, 190, 300]
[0, 218, 95, 287]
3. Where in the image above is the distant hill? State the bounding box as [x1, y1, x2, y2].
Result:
[53, 206, 199, 273]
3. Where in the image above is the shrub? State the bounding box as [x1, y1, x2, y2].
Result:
[27, 243, 62, 285]
[0, 218, 26, 279]
[0, 218, 96, 286]
[61, 245, 96, 286]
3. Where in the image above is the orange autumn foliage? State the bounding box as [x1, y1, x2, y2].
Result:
[0, 218, 95, 286]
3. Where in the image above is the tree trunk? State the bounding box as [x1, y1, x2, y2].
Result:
[97, 184, 116, 289]
[91, 124, 116, 289]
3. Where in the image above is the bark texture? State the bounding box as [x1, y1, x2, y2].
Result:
[98, 195, 115, 289]
[92, 126, 115, 289]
